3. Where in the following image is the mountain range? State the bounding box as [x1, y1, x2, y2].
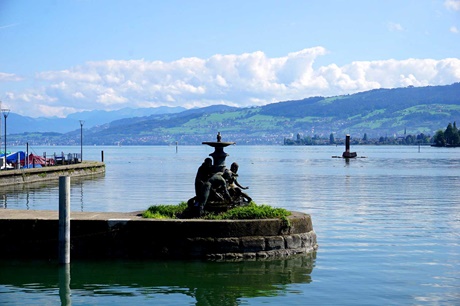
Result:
[8, 106, 187, 134]
[8, 83, 460, 145]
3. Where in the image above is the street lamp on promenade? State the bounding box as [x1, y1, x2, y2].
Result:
[2, 108, 10, 170]
[79, 120, 84, 162]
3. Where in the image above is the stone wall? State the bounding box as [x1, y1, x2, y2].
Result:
[0, 211, 318, 261]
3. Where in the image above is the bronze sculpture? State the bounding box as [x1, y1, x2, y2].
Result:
[188, 133, 252, 217]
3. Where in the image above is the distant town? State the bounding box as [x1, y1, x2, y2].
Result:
[284, 122, 459, 147]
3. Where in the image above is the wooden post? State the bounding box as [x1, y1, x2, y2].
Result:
[59, 176, 70, 264]
[101, 150, 104, 162]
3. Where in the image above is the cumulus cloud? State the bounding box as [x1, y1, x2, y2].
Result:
[445, 0, 460, 10]
[2, 47, 460, 117]
[450, 26, 459, 33]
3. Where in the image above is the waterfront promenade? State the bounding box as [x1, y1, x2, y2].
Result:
[0, 209, 142, 220]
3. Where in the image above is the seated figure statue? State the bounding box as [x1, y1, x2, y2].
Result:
[225, 162, 252, 203]
[190, 159, 252, 217]
[192, 158, 232, 216]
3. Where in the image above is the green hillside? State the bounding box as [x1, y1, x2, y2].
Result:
[11, 83, 460, 145]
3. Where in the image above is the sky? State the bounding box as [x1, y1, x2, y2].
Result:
[0, 0, 459, 118]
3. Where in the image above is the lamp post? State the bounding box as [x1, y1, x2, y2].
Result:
[2, 109, 10, 170]
[79, 120, 84, 162]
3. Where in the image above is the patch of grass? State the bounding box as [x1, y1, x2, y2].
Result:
[319, 96, 347, 105]
[142, 202, 291, 221]
[142, 202, 188, 219]
[362, 109, 386, 119]
[203, 203, 291, 220]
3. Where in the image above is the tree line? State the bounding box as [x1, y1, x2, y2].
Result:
[284, 132, 432, 146]
[286, 122, 460, 147]
[432, 122, 460, 147]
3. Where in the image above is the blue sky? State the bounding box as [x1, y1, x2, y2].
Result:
[0, 0, 459, 118]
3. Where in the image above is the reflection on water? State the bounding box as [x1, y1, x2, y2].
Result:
[0, 174, 105, 211]
[0, 254, 315, 305]
[1, 145, 459, 305]
[4, 145, 460, 212]
[0, 180, 54, 209]
[58, 264, 71, 306]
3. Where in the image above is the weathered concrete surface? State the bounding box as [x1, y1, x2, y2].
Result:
[0, 209, 318, 260]
[0, 161, 105, 186]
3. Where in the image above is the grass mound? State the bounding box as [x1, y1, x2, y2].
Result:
[142, 202, 291, 220]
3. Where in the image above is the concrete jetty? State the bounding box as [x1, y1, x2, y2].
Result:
[0, 209, 318, 261]
[0, 161, 105, 186]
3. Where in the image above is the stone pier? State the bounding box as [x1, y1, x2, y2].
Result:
[0, 209, 318, 261]
[0, 161, 105, 186]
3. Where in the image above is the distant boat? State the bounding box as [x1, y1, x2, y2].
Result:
[26, 153, 55, 167]
[1, 151, 25, 169]
[0, 151, 56, 169]
[0, 157, 13, 170]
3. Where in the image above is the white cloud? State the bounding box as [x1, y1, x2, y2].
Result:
[450, 26, 459, 33]
[2, 48, 460, 117]
[0, 72, 23, 82]
[37, 105, 78, 118]
[387, 22, 404, 32]
[96, 88, 128, 105]
[72, 92, 85, 99]
[445, 0, 460, 10]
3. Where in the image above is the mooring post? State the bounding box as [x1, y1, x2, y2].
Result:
[26, 142, 29, 169]
[101, 150, 104, 162]
[59, 176, 71, 264]
[345, 134, 351, 153]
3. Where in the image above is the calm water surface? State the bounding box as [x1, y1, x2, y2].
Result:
[0, 145, 459, 305]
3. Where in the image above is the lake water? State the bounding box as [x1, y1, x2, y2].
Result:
[0, 145, 459, 305]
